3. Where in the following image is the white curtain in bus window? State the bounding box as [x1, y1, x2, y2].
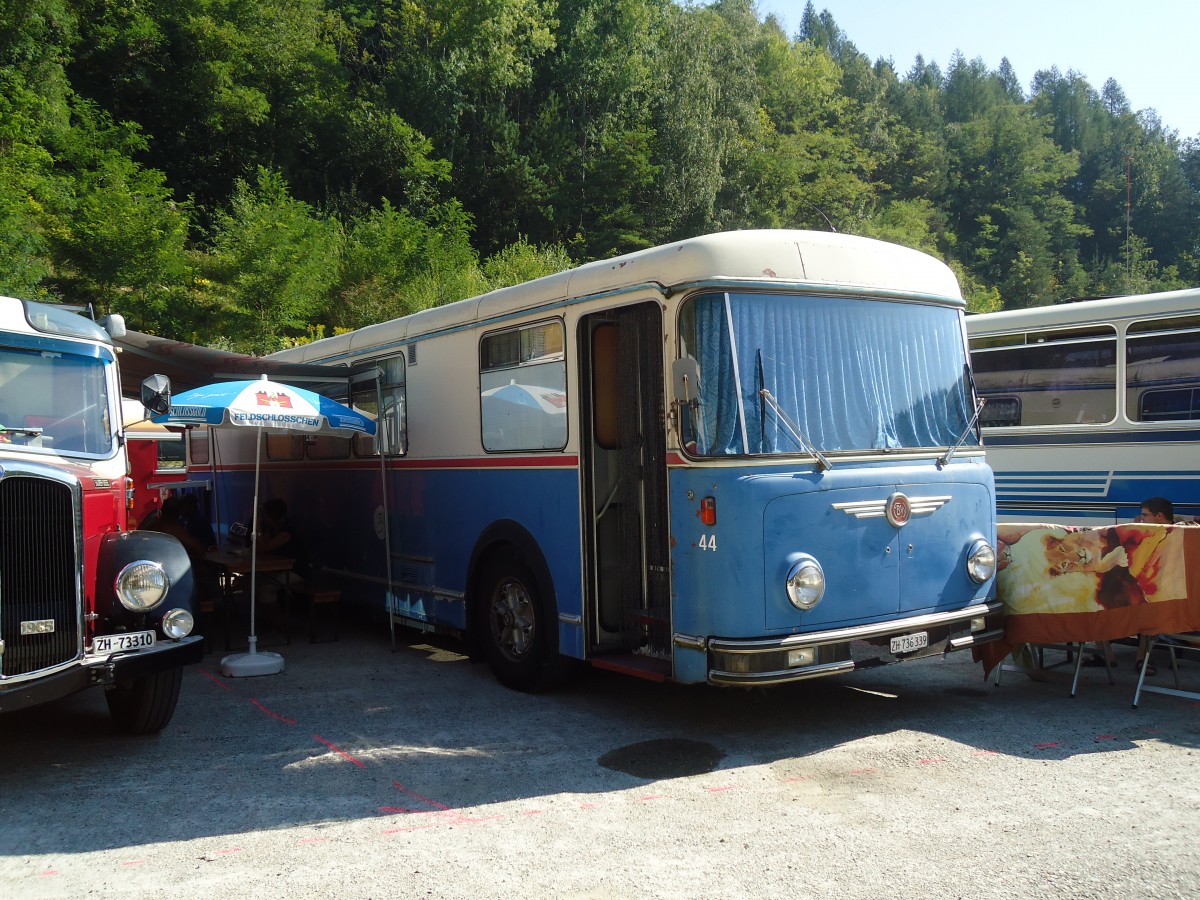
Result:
[480, 321, 567, 452]
[1126, 316, 1200, 422]
[680, 293, 975, 454]
[970, 325, 1116, 427]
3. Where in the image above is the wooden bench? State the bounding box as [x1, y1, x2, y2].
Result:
[289, 580, 341, 643]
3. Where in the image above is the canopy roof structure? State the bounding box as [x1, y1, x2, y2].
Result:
[112, 330, 375, 397]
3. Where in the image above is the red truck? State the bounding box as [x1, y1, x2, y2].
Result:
[0, 296, 203, 733]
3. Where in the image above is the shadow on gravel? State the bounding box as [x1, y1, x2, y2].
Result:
[2, 613, 1198, 855]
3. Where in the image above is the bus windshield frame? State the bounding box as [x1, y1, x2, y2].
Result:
[677, 291, 976, 458]
[0, 339, 115, 457]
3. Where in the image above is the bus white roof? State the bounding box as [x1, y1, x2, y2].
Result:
[273, 230, 962, 363]
[967, 286, 1200, 334]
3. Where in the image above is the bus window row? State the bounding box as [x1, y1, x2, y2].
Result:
[969, 314, 1200, 427]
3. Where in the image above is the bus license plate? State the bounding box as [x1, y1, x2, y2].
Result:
[890, 632, 928, 654]
[91, 631, 156, 654]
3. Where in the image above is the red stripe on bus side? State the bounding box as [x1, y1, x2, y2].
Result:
[212, 454, 580, 472]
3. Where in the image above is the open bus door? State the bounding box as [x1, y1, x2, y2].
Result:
[579, 302, 672, 674]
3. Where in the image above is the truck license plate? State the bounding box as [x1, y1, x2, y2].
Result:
[91, 631, 156, 654]
[890, 632, 928, 654]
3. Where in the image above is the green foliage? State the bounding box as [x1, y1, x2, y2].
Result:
[2, 0, 1199, 347]
[333, 198, 479, 330]
[479, 237, 573, 291]
[203, 167, 342, 353]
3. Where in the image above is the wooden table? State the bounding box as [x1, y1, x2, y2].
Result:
[204, 549, 295, 650]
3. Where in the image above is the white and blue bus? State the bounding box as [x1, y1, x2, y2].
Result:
[967, 288, 1200, 525]
[200, 230, 1000, 689]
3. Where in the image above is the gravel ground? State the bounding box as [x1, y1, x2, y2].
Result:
[2, 615, 1198, 899]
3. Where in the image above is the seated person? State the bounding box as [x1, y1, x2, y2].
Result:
[1134, 496, 1174, 526]
[258, 498, 310, 578]
[177, 493, 216, 548]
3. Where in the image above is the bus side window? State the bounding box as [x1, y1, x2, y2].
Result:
[1127, 321, 1200, 422]
[189, 429, 210, 465]
[480, 321, 567, 452]
[375, 355, 406, 457]
[970, 327, 1116, 426]
[267, 434, 304, 460]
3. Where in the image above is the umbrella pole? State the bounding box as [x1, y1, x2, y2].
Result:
[219, 425, 284, 677]
[247, 427, 261, 655]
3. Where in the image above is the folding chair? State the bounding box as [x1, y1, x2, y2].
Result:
[995, 640, 1116, 697]
[1132, 633, 1200, 708]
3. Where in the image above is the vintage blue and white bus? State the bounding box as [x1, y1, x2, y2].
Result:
[967, 287, 1200, 525]
[200, 230, 1000, 689]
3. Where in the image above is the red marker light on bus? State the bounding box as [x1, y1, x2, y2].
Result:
[700, 496, 717, 526]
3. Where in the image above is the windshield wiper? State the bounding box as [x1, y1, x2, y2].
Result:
[759, 389, 832, 471]
[937, 398, 986, 469]
[0, 423, 43, 436]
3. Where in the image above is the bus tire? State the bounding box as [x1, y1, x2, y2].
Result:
[105, 667, 183, 735]
[476, 556, 560, 692]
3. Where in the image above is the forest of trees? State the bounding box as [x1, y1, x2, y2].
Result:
[2, 0, 1198, 353]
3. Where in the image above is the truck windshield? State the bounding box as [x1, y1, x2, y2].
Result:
[677, 291, 975, 457]
[0, 345, 114, 455]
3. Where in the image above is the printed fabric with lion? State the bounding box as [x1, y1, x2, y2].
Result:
[974, 523, 1200, 677]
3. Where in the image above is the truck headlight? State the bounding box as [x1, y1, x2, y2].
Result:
[162, 608, 194, 639]
[966, 539, 997, 584]
[115, 560, 169, 611]
[785, 556, 825, 610]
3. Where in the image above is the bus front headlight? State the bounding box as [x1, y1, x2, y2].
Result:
[785, 556, 825, 610]
[966, 539, 997, 584]
[115, 560, 169, 611]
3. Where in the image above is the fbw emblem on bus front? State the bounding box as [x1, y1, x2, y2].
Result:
[886, 492, 911, 528]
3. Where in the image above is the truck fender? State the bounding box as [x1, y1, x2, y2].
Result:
[93, 531, 196, 630]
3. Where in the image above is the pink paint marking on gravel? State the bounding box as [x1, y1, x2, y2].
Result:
[197, 669, 233, 691]
[249, 698, 296, 725]
[392, 782, 450, 811]
[312, 734, 366, 767]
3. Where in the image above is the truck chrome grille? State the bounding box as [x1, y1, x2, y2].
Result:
[0, 474, 82, 678]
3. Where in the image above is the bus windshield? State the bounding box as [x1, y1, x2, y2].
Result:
[0, 345, 114, 455]
[678, 292, 975, 457]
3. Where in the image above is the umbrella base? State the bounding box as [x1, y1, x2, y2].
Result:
[220, 649, 285, 678]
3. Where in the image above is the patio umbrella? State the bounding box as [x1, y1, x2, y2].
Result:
[155, 375, 376, 677]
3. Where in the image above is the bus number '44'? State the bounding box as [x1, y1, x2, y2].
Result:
[699, 534, 718, 551]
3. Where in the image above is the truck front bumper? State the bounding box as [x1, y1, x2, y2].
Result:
[0, 635, 205, 714]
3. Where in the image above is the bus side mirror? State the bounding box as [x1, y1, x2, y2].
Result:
[140, 374, 172, 416]
[672, 356, 701, 404]
[100, 314, 126, 338]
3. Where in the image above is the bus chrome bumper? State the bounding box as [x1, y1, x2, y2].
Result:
[704, 601, 1003, 687]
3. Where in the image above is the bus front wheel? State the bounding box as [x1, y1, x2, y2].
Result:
[477, 557, 553, 692]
